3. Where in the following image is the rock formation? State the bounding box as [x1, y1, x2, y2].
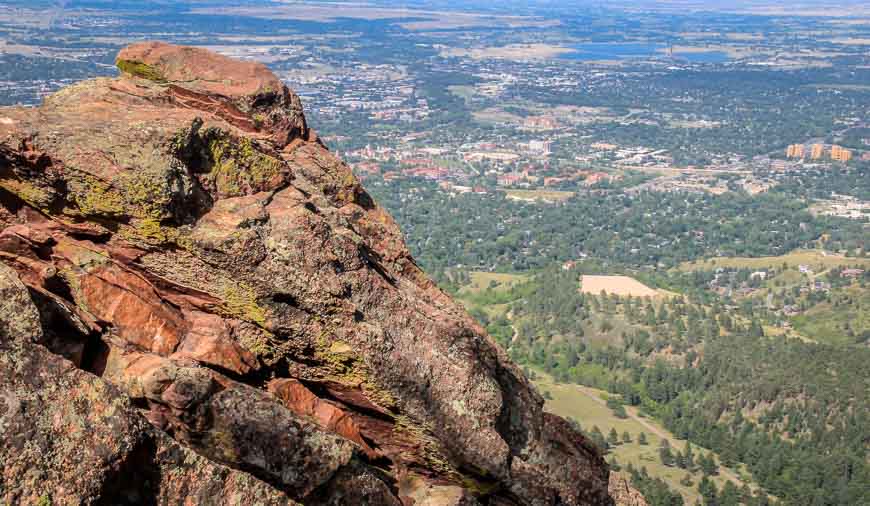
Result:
[0, 41, 626, 505]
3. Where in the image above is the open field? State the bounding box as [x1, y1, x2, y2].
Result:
[533, 371, 752, 504]
[580, 275, 661, 297]
[459, 271, 529, 295]
[791, 287, 870, 346]
[678, 250, 870, 272]
[447, 85, 477, 102]
[189, 4, 554, 31]
[503, 189, 575, 203]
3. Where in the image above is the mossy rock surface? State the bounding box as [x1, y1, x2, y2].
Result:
[116, 59, 166, 82]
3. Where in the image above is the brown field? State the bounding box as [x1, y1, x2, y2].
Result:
[190, 4, 551, 31]
[580, 275, 661, 297]
[503, 189, 575, 203]
[678, 250, 870, 272]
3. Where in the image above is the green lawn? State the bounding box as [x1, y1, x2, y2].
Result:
[791, 287, 870, 346]
[458, 271, 529, 296]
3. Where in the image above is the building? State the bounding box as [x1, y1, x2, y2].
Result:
[831, 145, 852, 163]
[810, 144, 824, 160]
[528, 140, 552, 156]
[841, 268, 865, 278]
[523, 116, 558, 130]
[497, 174, 524, 186]
[786, 144, 804, 158]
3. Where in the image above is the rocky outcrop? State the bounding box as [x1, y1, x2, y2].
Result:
[608, 474, 649, 506]
[0, 41, 620, 505]
[0, 264, 294, 505]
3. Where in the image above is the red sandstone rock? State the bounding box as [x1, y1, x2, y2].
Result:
[0, 42, 629, 505]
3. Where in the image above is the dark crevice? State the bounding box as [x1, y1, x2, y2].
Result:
[81, 337, 111, 377]
[41, 274, 75, 303]
[354, 189, 376, 211]
[0, 186, 24, 215]
[196, 359, 271, 389]
[67, 230, 113, 244]
[302, 458, 400, 506]
[359, 244, 397, 287]
[95, 434, 161, 506]
[269, 292, 299, 307]
[130, 397, 151, 411]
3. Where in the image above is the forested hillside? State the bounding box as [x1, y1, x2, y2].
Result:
[368, 178, 870, 506]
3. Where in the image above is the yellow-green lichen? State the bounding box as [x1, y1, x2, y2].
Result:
[237, 329, 278, 358]
[252, 113, 267, 129]
[123, 171, 171, 222]
[116, 59, 166, 82]
[313, 336, 398, 410]
[393, 414, 457, 477]
[208, 134, 283, 197]
[134, 217, 173, 243]
[0, 179, 52, 208]
[71, 177, 126, 218]
[221, 282, 267, 326]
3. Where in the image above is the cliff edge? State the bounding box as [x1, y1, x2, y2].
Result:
[0, 42, 621, 505]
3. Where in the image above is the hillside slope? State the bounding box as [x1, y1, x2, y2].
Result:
[0, 42, 632, 505]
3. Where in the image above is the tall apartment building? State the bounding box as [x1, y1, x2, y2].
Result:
[810, 144, 824, 160]
[786, 144, 804, 158]
[831, 145, 852, 163]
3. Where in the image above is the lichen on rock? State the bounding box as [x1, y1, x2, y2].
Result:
[0, 41, 620, 506]
[116, 58, 166, 82]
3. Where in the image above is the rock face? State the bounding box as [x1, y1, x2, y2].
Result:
[608, 474, 650, 506]
[0, 42, 624, 505]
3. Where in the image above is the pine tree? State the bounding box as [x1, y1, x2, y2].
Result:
[720, 481, 741, 506]
[698, 476, 718, 506]
[621, 431, 632, 444]
[608, 427, 620, 446]
[699, 453, 718, 476]
[685, 442, 695, 470]
[638, 432, 648, 445]
[590, 425, 608, 452]
[659, 445, 674, 467]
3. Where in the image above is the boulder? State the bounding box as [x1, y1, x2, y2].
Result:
[0, 41, 620, 505]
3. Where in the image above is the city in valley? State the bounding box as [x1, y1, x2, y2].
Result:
[0, 1, 868, 505]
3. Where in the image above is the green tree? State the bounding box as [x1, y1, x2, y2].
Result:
[659, 445, 674, 467]
[608, 427, 620, 447]
[698, 475, 718, 506]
